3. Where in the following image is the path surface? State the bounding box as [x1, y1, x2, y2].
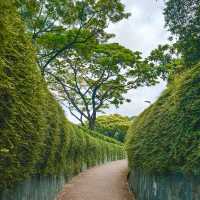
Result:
[56, 160, 134, 200]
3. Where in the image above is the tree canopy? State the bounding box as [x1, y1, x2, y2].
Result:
[147, 0, 200, 82]
[17, 0, 130, 74]
[94, 114, 133, 142]
[164, 0, 200, 65]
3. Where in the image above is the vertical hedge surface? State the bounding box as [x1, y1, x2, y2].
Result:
[126, 65, 200, 175]
[0, 1, 125, 191]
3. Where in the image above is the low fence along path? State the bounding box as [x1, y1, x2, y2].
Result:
[56, 160, 134, 200]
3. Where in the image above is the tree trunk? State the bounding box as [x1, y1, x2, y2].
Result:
[88, 119, 95, 130]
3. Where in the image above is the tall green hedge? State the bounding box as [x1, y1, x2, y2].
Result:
[0, 1, 125, 191]
[126, 65, 200, 175]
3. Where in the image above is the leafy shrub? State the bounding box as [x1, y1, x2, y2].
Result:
[126, 65, 200, 175]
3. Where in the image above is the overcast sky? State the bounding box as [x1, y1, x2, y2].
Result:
[67, 0, 169, 122]
[104, 0, 169, 117]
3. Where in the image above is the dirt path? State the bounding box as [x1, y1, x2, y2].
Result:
[56, 160, 134, 200]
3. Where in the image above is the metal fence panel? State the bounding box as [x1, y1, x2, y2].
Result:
[128, 168, 200, 200]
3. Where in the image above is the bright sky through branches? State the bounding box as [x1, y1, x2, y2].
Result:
[67, 0, 169, 122]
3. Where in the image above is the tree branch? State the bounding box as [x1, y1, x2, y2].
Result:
[72, 61, 91, 118]
[68, 104, 84, 125]
[45, 69, 89, 120]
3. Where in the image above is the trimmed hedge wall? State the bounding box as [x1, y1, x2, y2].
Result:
[0, 1, 125, 192]
[126, 65, 200, 175]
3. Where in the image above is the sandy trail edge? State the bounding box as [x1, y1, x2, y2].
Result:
[56, 160, 134, 200]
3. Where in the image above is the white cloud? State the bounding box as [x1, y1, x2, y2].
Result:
[107, 0, 169, 56]
[103, 0, 169, 117]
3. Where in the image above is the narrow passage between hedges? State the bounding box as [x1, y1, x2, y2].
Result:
[56, 160, 134, 200]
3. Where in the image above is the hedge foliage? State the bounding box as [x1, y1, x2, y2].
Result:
[126, 65, 200, 175]
[0, 1, 125, 191]
[80, 126, 123, 145]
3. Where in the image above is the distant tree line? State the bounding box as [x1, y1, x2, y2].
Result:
[94, 114, 134, 142]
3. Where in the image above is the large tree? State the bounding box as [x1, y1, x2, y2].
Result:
[47, 43, 158, 129]
[17, 0, 161, 130]
[164, 0, 200, 65]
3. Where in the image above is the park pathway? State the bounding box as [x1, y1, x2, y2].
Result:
[56, 160, 134, 200]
